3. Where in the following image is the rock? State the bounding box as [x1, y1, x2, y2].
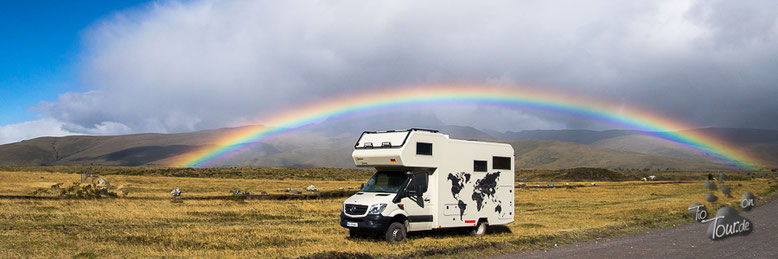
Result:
[338, 187, 344, 190]
[720, 185, 731, 197]
[229, 190, 249, 195]
[306, 185, 319, 192]
[591, 182, 597, 186]
[97, 178, 110, 185]
[283, 188, 290, 192]
[718, 173, 727, 183]
[705, 193, 718, 203]
[171, 188, 182, 197]
[547, 183, 554, 187]
[290, 189, 302, 195]
[703, 180, 717, 191]
[347, 186, 354, 189]
[518, 183, 526, 188]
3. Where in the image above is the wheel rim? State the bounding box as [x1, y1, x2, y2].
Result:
[392, 228, 403, 241]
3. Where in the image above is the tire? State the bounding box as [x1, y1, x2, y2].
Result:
[385, 222, 407, 243]
[349, 228, 364, 238]
[469, 220, 487, 236]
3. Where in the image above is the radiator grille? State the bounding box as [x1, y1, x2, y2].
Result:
[344, 204, 368, 216]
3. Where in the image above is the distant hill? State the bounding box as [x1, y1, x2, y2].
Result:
[517, 168, 630, 181]
[507, 139, 733, 170]
[0, 125, 775, 170]
[496, 129, 639, 144]
[0, 128, 229, 166]
[592, 135, 717, 164]
[496, 128, 778, 169]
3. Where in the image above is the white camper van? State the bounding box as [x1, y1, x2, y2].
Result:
[340, 129, 515, 242]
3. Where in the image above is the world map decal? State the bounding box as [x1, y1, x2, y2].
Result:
[447, 171, 501, 220]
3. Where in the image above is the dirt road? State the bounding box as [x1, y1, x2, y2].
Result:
[497, 198, 778, 258]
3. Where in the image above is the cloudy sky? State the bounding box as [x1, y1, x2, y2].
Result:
[1, 0, 777, 144]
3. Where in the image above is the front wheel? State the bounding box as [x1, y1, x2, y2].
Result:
[469, 220, 487, 236]
[385, 222, 407, 243]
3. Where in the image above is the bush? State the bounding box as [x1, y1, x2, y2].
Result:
[31, 180, 119, 199]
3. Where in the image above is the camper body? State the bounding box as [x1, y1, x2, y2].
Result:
[340, 129, 515, 242]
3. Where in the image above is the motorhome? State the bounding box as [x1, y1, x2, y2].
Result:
[340, 129, 515, 242]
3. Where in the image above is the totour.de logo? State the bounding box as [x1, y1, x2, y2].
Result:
[687, 202, 708, 222]
[703, 206, 753, 240]
[687, 173, 757, 241]
[741, 192, 755, 211]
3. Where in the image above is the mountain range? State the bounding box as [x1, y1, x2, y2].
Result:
[1, 115, 776, 170]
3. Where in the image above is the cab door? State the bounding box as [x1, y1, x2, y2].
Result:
[399, 172, 433, 231]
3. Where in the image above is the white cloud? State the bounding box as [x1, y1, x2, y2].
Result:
[0, 119, 75, 144]
[61, 121, 132, 136]
[24, 0, 778, 136]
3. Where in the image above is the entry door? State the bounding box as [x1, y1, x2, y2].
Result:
[401, 172, 433, 231]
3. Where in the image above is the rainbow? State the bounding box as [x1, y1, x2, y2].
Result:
[171, 85, 762, 170]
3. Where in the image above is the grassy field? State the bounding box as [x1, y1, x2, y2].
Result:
[1, 169, 776, 258]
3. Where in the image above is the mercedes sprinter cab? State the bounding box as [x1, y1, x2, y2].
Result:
[340, 129, 515, 243]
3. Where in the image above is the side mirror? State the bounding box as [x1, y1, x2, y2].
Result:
[413, 173, 427, 208]
[414, 191, 424, 207]
[414, 173, 428, 194]
[392, 189, 406, 203]
[392, 178, 412, 203]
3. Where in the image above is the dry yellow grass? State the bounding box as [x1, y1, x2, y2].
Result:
[0, 171, 775, 258]
[0, 171, 365, 198]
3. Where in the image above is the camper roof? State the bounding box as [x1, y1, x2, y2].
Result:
[354, 128, 439, 149]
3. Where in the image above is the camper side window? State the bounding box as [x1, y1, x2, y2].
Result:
[416, 142, 432, 155]
[493, 156, 512, 170]
[474, 160, 487, 172]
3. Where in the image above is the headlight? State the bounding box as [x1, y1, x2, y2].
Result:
[368, 203, 387, 214]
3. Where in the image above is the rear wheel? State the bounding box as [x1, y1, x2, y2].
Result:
[469, 220, 487, 236]
[385, 222, 407, 243]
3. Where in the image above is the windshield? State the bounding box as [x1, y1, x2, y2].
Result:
[361, 171, 408, 193]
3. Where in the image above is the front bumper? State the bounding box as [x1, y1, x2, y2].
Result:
[340, 211, 392, 232]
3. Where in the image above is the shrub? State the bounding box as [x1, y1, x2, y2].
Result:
[31, 180, 119, 199]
